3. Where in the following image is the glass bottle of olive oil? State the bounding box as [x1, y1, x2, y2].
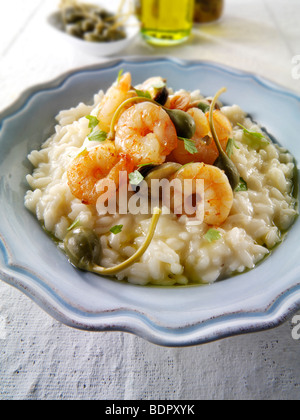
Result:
[139, 0, 195, 46]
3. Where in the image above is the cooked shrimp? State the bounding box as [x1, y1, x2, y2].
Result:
[170, 108, 232, 165]
[97, 72, 134, 133]
[114, 102, 178, 166]
[170, 162, 233, 226]
[67, 141, 134, 205]
[166, 91, 192, 111]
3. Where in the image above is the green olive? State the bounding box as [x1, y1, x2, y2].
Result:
[63, 227, 101, 270]
[165, 109, 196, 139]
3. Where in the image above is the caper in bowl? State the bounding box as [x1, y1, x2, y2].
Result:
[47, 0, 139, 56]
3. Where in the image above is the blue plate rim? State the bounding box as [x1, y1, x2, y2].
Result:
[1, 56, 300, 347]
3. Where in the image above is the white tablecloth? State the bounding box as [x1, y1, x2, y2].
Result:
[1, 0, 300, 400]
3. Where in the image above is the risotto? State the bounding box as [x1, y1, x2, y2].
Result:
[24, 72, 298, 286]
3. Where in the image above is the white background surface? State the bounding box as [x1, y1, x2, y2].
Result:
[1, 0, 300, 400]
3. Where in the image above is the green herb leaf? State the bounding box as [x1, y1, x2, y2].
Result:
[135, 89, 152, 99]
[67, 218, 80, 231]
[237, 123, 269, 149]
[85, 115, 99, 130]
[235, 177, 248, 192]
[129, 170, 144, 186]
[88, 130, 108, 142]
[110, 225, 123, 235]
[197, 102, 210, 113]
[117, 69, 124, 84]
[178, 137, 198, 155]
[226, 137, 240, 158]
[204, 229, 222, 243]
[76, 148, 88, 158]
[237, 123, 266, 139]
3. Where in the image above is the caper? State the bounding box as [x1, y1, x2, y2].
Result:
[63, 227, 101, 271]
[165, 108, 196, 139]
[208, 87, 240, 191]
[60, 4, 127, 43]
[105, 28, 126, 41]
[154, 88, 169, 106]
[84, 32, 105, 42]
[213, 154, 240, 190]
[197, 101, 210, 113]
[62, 210, 162, 277]
[137, 164, 157, 179]
[63, 7, 85, 24]
[94, 21, 105, 34]
[138, 163, 182, 204]
[66, 23, 84, 39]
[98, 10, 115, 20]
[144, 162, 182, 185]
[81, 18, 96, 33]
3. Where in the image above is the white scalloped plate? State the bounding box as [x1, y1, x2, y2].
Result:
[0, 57, 299, 347]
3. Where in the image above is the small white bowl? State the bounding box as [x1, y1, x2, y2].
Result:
[47, 10, 140, 57]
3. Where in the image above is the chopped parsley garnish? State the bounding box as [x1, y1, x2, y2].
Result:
[237, 123, 269, 149]
[110, 225, 123, 235]
[67, 218, 80, 231]
[76, 148, 88, 158]
[226, 137, 239, 158]
[117, 69, 124, 84]
[85, 115, 100, 130]
[204, 229, 222, 243]
[88, 130, 108, 142]
[86, 115, 107, 142]
[235, 177, 248, 192]
[178, 137, 198, 154]
[129, 170, 144, 186]
[135, 89, 152, 99]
